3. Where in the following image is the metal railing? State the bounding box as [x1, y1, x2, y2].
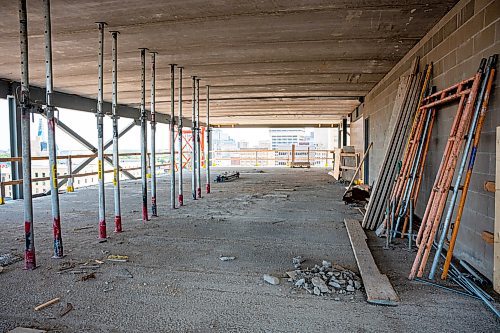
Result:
[0, 149, 334, 203]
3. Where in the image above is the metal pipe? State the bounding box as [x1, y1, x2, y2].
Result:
[150, 52, 158, 216]
[428, 57, 492, 280]
[139, 48, 149, 221]
[170, 64, 177, 209]
[110, 31, 122, 232]
[206, 85, 211, 194]
[177, 67, 184, 206]
[96, 22, 107, 239]
[408, 199, 413, 249]
[196, 78, 202, 199]
[43, 0, 63, 257]
[191, 76, 197, 200]
[19, 0, 36, 269]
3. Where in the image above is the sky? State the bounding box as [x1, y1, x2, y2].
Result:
[0, 98, 271, 153]
[0, 98, 333, 153]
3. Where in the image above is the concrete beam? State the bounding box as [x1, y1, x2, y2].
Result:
[0, 79, 192, 126]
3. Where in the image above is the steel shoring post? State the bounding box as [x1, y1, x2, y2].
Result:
[177, 67, 184, 206]
[150, 52, 158, 216]
[139, 48, 149, 221]
[96, 22, 107, 239]
[191, 76, 197, 200]
[429, 56, 495, 280]
[170, 64, 177, 209]
[110, 31, 122, 232]
[196, 78, 202, 199]
[43, 0, 63, 257]
[19, 0, 36, 269]
[206, 85, 211, 194]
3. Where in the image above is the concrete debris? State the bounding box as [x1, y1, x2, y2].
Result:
[263, 274, 280, 285]
[343, 184, 371, 205]
[219, 256, 236, 261]
[59, 302, 73, 317]
[263, 194, 289, 199]
[292, 256, 305, 269]
[0, 253, 22, 267]
[285, 258, 362, 297]
[116, 268, 133, 279]
[80, 272, 96, 281]
[7, 328, 47, 333]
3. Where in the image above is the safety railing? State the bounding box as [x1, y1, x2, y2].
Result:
[0, 148, 334, 203]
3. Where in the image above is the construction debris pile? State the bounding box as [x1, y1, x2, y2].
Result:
[285, 257, 362, 296]
[215, 171, 240, 183]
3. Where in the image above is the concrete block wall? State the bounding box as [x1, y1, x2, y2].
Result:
[353, 0, 500, 279]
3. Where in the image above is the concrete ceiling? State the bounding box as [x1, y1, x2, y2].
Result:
[0, 0, 458, 126]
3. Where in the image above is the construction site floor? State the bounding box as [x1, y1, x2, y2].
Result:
[0, 168, 497, 332]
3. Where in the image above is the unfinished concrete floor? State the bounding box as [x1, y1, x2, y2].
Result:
[0, 168, 498, 332]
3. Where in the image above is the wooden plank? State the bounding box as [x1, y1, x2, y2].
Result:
[494, 126, 500, 293]
[482, 231, 494, 244]
[344, 219, 400, 306]
[484, 181, 495, 193]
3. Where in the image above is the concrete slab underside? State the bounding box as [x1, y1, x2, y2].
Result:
[0, 0, 459, 126]
[0, 168, 497, 332]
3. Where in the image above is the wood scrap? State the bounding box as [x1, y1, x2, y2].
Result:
[107, 255, 128, 262]
[344, 219, 399, 306]
[34, 297, 60, 311]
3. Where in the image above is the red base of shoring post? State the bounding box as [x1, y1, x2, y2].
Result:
[53, 217, 63, 258]
[99, 219, 107, 239]
[206, 184, 210, 194]
[24, 249, 36, 270]
[197, 187, 202, 198]
[178, 194, 184, 206]
[142, 204, 149, 222]
[114, 216, 122, 233]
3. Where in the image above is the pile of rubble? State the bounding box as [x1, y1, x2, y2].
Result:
[286, 257, 362, 296]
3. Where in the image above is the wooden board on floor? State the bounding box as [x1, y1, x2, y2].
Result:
[344, 219, 400, 306]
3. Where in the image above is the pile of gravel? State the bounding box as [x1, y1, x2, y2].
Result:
[286, 256, 362, 296]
